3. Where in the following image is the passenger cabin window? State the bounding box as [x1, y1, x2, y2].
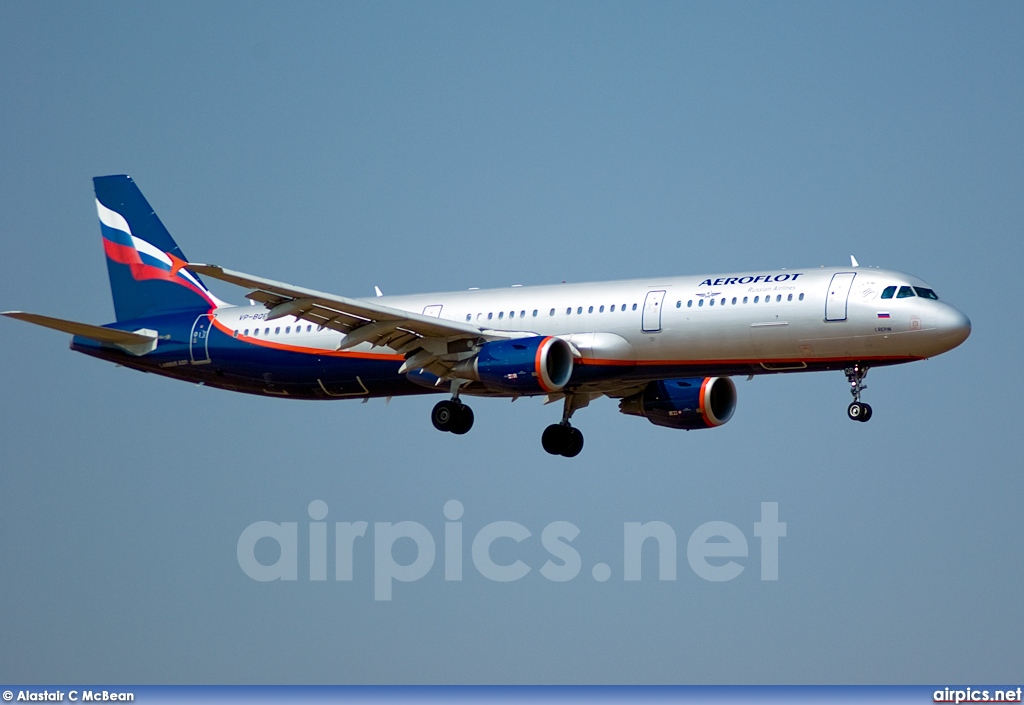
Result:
[914, 287, 939, 300]
[611, 305, 616, 312]
[687, 300, 693, 308]
[754, 296, 759, 303]
[533, 310, 538, 317]
[632, 303, 637, 311]
[588, 306, 594, 313]
[799, 293, 804, 301]
[881, 286, 897, 299]
[578, 307, 583, 314]
[550, 309, 555, 316]
[743, 296, 748, 304]
[599, 305, 605, 313]
[698, 299, 704, 307]
[897, 286, 916, 298]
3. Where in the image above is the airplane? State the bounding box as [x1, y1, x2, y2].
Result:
[3, 176, 971, 457]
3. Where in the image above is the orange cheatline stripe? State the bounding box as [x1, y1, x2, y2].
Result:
[578, 354, 918, 367]
[212, 319, 403, 361]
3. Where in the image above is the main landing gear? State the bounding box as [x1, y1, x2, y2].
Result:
[845, 364, 872, 422]
[432, 399, 474, 434]
[429, 385, 589, 457]
[542, 423, 584, 457]
[432, 380, 475, 435]
[541, 394, 587, 457]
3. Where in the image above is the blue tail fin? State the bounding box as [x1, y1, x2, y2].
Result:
[94, 175, 221, 322]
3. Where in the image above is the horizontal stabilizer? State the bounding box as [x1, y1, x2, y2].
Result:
[2, 311, 158, 354]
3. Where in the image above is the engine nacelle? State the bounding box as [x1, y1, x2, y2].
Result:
[454, 336, 574, 394]
[619, 377, 737, 430]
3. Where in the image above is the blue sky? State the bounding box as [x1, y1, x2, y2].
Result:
[0, 1, 1021, 684]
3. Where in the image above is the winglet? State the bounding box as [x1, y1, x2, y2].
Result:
[850, 255, 860, 267]
[374, 286, 384, 298]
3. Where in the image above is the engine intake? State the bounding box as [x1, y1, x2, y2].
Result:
[454, 336, 573, 394]
[619, 377, 737, 430]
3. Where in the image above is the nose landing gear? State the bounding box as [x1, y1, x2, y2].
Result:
[845, 364, 872, 422]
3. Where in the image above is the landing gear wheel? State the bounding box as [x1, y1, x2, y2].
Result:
[847, 402, 872, 422]
[542, 424, 585, 457]
[450, 404, 474, 435]
[562, 426, 584, 457]
[432, 400, 474, 433]
[542, 424, 567, 455]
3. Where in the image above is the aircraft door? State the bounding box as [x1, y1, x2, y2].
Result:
[190, 314, 213, 364]
[825, 273, 857, 321]
[642, 290, 666, 332]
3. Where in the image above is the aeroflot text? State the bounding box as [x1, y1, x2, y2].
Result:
[237, 501, 786, 601]
[698, 273, 803, 286]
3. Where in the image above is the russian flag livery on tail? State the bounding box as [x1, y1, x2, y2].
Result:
[3, 176, 972, 457]
[94, 175, 223, 321]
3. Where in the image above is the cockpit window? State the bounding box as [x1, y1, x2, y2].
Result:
[880, 286, 897, 299]
[897, 286, 916, 298]
[913, 287, 939, 300]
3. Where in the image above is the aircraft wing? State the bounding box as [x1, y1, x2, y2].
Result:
[189, 264, 490, 376]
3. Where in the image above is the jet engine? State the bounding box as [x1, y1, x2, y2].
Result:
[453, 336, 574, 394]
[619, 377, 736, 430]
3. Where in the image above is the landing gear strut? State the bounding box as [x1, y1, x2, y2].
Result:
[844, 364, 872, 422]
[432, 380, 474, 435]
[542, 393, 587, 457]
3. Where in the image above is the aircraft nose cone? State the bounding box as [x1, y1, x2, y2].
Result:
[935, 305, 971, 349]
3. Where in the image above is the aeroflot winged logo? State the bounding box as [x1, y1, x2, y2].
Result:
[96, 199, 214, 304]
[699, 273, 804, 286]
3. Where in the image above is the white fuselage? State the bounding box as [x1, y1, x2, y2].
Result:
[213, 265, 971, 386]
